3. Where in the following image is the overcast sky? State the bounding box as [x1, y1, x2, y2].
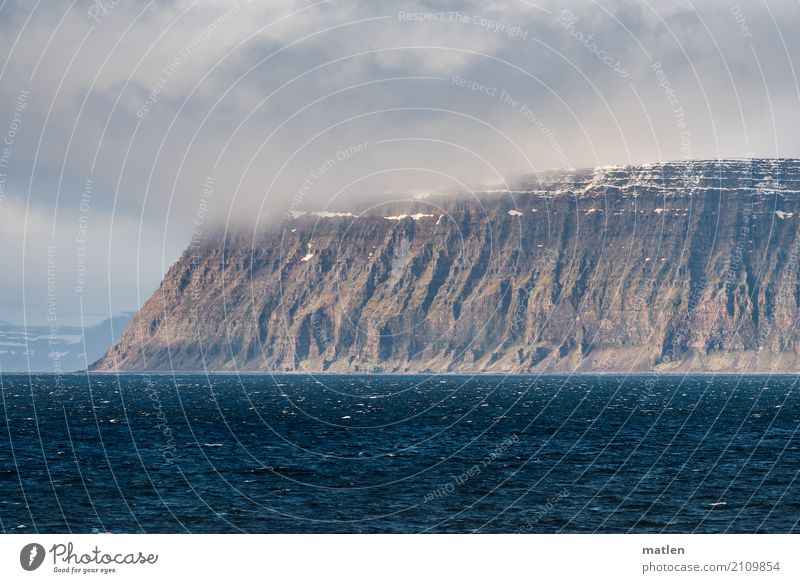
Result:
[0, 0, 798, 326]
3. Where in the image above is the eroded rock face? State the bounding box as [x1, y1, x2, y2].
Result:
[92, 159, 800, 373]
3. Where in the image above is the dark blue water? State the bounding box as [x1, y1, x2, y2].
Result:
[1, 374, 798, 533]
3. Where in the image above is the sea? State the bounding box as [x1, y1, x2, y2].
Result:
[1, 373, 798, 533]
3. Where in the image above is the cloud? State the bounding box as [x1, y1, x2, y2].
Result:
[0, 197, 174, 326]
[0, 0, 798, 323]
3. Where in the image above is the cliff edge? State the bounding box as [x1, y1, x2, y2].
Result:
[91, 159, 800, 373]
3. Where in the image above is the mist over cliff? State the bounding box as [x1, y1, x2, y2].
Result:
[92, 159, 800, 374]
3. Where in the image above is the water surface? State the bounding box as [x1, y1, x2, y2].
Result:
[1, 374, 798, 533]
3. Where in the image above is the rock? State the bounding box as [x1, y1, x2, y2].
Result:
[91, 159, 800, 373]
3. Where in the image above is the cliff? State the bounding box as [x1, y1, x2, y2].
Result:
[92, 159, 800, 373]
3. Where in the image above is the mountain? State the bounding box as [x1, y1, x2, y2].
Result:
[1, 313, 134, 373]
[91, 159, 800, 374]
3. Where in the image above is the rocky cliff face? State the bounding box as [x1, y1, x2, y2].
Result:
[92, 159, 800, 373]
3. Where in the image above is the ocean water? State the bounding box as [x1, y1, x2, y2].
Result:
[0, 373, 798, 533]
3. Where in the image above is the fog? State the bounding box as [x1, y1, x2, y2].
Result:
[0, 0, 798, 325]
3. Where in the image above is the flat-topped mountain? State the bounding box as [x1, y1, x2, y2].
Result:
[92, 159, 800, 373]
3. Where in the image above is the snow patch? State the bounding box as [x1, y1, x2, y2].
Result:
[507, 209, 523, 216]
[301, 253, 314, 262]
[384, 213, 434, 221]
[775, 210, 794, 219]
[311, 211, 356, 218]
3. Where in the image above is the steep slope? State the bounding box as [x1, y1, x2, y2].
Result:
[92, 159, 800, 373]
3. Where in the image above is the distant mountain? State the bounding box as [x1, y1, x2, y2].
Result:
[0, 313, 134, 373]
[92, 159, 800, 373]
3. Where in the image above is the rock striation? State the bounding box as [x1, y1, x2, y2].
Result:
[92, 159, 800, 373]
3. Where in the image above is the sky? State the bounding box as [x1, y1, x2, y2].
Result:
[0, 0, 798, 326]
